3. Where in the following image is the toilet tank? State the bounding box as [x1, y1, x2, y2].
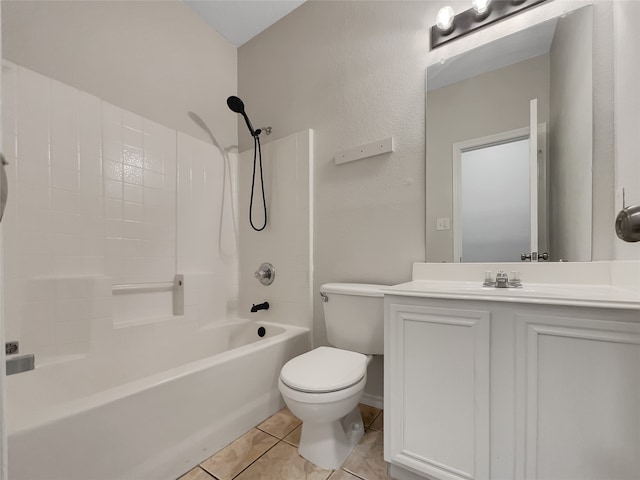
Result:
[321, 283, 385, 355]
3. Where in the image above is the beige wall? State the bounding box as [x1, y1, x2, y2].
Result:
[239, 1, 429, 398]
[549, 6, 593, 262]
[613, 0, 640, 261]
[238, 2, 427, 310]
[591, 0, 615, 261]
[426, 55, 551, 262]
[2, 0, 238, 147]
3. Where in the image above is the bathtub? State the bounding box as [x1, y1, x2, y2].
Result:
[7, 319, 310, 480]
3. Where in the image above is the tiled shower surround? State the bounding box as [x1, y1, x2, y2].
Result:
[1, 60, 241, 359]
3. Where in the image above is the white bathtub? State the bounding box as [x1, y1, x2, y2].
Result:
[7, 319, 310, 480]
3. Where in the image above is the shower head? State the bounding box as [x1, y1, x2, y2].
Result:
[227, 95, 257, 137]
[226, 95, 245, 114]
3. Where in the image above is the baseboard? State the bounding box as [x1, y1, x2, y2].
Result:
[360, 392, 384, 409]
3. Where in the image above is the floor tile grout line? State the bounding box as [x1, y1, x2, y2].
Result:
[255, 422, 301, 440]
[199, 429, 280, 480]
[338, 467, 368, 480]
[229, 437, 283, 480]
[197, 465, 220, 480]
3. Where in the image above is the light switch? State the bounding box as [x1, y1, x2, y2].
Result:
[436, 217, 450, 230]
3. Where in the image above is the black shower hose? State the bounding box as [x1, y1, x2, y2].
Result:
[250, 134, 267, 231]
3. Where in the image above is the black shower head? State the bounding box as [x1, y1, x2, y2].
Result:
[227, 96, 245, 114]
[227, 95, 257, 137]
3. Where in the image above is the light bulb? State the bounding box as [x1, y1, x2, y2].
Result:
[436, 6, 455, 32]
[472, 0, 492, 16]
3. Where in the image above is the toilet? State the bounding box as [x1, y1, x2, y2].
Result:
[278, 283, 385, 469]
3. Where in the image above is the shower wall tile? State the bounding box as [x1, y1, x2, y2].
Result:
[177, 133, 239, 323]
[2, 62, 18, 163]
[1, 60, 240, 359]
[101, 102, 177, 286]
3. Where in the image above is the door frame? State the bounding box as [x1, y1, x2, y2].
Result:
[452, 124, 548, 263]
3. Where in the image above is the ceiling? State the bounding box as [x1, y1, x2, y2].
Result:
[184, 0, 307, 47]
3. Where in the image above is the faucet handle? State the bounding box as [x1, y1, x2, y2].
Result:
[495, 271, 509, 288]
[254, 263, 275, 286]
[509, 271, 522, 288]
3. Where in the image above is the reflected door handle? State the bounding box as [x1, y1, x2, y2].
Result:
[6, 354, 35, 376]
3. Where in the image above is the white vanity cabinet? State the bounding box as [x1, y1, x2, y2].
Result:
[384, 294, 640, 480]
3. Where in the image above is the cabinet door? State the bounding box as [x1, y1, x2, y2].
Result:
[515, 314, 640, 479]
[386, 303, 490, 480]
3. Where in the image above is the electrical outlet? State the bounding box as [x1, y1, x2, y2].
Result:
[436, 217, 450, 231]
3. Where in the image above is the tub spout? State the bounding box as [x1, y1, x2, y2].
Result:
[251, 302, 269, 313]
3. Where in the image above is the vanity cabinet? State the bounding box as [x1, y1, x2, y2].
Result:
[384, 295, 640, 480]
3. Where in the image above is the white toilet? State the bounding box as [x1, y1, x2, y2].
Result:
[278, 283, 385, 469]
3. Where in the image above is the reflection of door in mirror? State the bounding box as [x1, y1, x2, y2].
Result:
[459, 138, 530, 262]
[453, 121, 548, 262]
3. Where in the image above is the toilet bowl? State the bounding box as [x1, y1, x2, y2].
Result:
[278, 283, 385, 470]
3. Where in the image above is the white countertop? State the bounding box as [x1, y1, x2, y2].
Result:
[383, 279, 640, 310]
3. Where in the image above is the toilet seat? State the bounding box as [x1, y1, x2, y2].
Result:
[280, 346, 367, 393]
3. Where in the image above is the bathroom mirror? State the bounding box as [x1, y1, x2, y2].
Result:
[425, 4, 594, 263]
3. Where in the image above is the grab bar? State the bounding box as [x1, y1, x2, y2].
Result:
[111, 275, 185, 316]
[112, 279, 182, 295]
[7, 354, 35, 376]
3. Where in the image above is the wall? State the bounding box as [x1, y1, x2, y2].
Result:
[1, 0, 241, 359]
[426, 55, 550, 262]
[238, 1, 429, 399]
[613, 0, 640, 261]
[1, 61, 239, 360]
[238, 131, 313, 332]
[549, 6, 593, 262]
[1, 0, 237, 148]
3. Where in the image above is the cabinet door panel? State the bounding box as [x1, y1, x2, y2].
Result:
[387, 303, 490, 480]
[516, 315, 640, 480]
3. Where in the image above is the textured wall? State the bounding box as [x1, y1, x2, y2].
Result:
[239, 0, 428, 343]
[613, 0, 640, 261]
[2, 0, 238, 148]
[238, 1, 429, 399]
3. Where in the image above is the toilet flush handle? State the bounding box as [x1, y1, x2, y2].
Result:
[320, 292, 328, 302]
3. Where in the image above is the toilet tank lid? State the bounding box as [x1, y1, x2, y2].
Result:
[320, 283, 386, 297]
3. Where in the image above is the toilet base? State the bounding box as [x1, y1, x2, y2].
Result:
[298, 406, 364, 470]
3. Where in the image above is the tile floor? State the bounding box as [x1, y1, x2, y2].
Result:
[178, 404, 388, 480]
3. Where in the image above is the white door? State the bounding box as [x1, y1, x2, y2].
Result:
[0, 7, 7, 478]
[529, 99, 539, 257]
[453, 99, 543, 262]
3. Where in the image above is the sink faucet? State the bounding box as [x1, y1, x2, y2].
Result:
[251, 301, 270, 313]
[495, 271, 509, 288]
[483, 271, 522, 288]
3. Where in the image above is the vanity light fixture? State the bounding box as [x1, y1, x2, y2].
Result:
[436, 6, 455, 33]
[430, 0, 548, 50]
[472, 0, 492, 17]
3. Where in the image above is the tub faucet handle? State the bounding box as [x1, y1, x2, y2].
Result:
[254, 263, 275, 286]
